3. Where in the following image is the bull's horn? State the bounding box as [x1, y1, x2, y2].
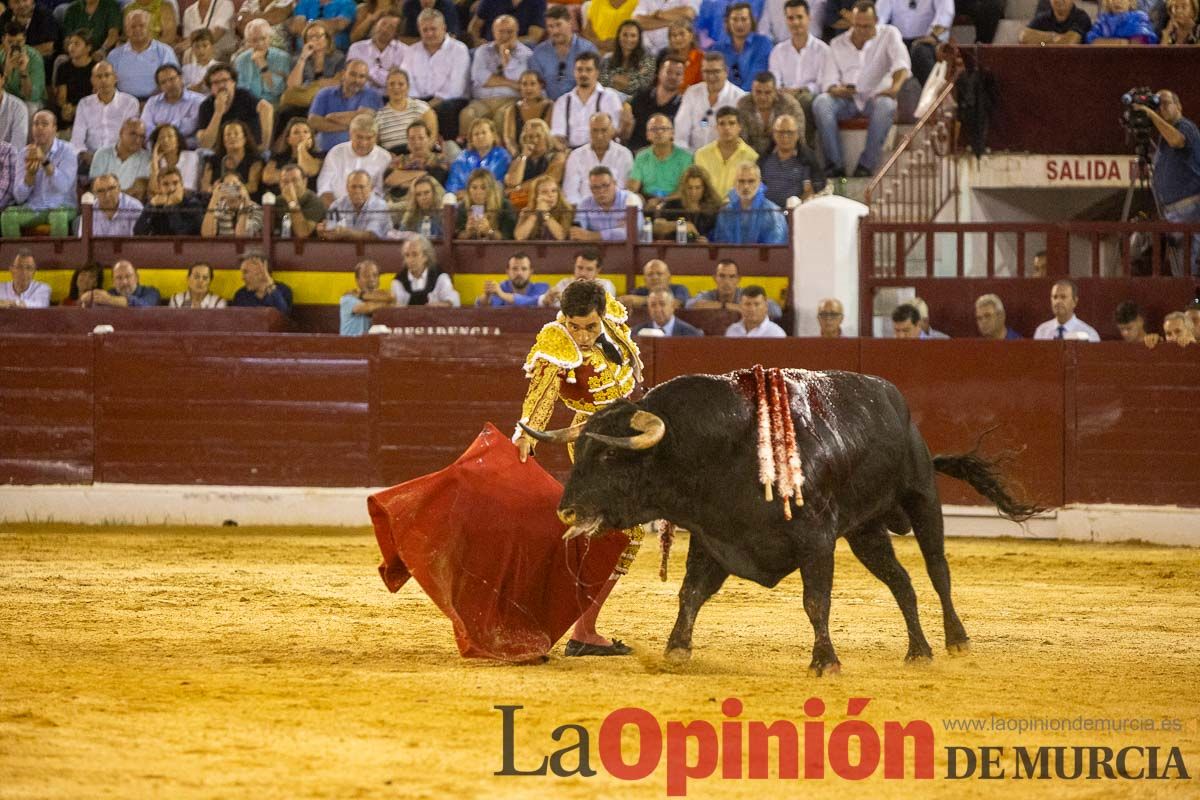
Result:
[519, 420, 586, 444]
[586, 410, 666, 451]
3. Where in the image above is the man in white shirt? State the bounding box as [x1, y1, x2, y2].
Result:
[392, 236, 461, 307]
[769, 0, 830, 150]
[1032, 280, 1101, 342]
[812, 0, 909, 178]
[674, 51, 747, 151]
[562, 113, 633, 205]
[0, 88, 29, 149]
[539, 249, 617, 308]
[876, 0, 952, 85]
[89, 173, 144, 237]
[401, 8, 471, 139]
[0, 250, 51, 308]
[70, 61, 140, 162]
[725, 284, 787, 337]
[347, 14, 408, 91]
[317, 114, 393, 205]
[635, 0, 700, 53]
[461, 15, 532, 135]
[550, 52, 622, 149]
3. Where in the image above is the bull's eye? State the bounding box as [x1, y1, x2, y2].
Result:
[600, 447, 619, 463]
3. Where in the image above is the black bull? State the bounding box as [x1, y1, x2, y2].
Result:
[523, 369, 1041, 675]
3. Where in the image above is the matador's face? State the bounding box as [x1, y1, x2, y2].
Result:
[564, 311, 603, 352]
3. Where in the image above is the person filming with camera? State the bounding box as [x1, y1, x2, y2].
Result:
[1134, 89, 1200, 276]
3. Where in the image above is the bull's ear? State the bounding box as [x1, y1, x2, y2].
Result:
[585, 410, 665, 451]
[519, 420, 586, 445]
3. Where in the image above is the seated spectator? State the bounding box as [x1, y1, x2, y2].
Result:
[308, 60, 384, 152]
[1114, 300, 1148, 342]
[688, 257, 782, 317]
[817, 297, 844, 336]
[628, 113, 692, 202]
[620, 257, 689, 308]
[583, 0, 640, 52]
[600, 20, 657, 97]
[514, 173, 573, 240]
[376, 68, 437, 153]
[233, 19, 291, 107]
[291, 0, 356, 52]
[1, 0, 55, 59]
[141, 65, 204, 147]
[148, 124, 200, 195]
[563, 112, 633, 205]
[477, 252, 549, 306]
[455, 167, 517, 240]
[532, 5, 598, 101]
[657, 19, 702, 87]
[652, 163, 722, 240]
[891, 302, 922, 338]
[1160, 310, 1197, 346]
[63, 0, 122, 54]
[675, 51, 746, 151]
[502, 69, 553, 152]
[399, 0, 462, 42]
[70, 61, 139, 158]
[180, 0, 238, 62]
[318, 113, 393, 204]
[385, 120, 450, 196]
[874, 0, 950, 85]
[1032, 279, 1100, 341]
[1031, 250, 1048, 277]
[725, 284, 786, 337]
[0, 88, 28, 150]
[401, 8, 471, 140]
[238, 0, 296, 53]
[89, 172, 143, 236]
[1161, 0, 1199, 43]
[348, 14, 407, 93]
[169, 261, 227, 308]
[694, 0, 739, 46]
[0, 249, 49, 308]
[262, 118, 323, 195]
[551, 52, 623, 150]
[351, 0, 403, 43]
[975, 293, 1020, 340]
[571, 164, 643, 241]
[694, 105, 758, 195]
[911, 297, 948, 338]
[340, 258, 395, 335]
[503, 117, 566, 203]
[713, 161, 788, 243]
[392, 234, 461, 306]
[279, 21, 344, 123]
[621, 56, 684, 151]
[271, 162, 326, 237]
[181, 29, 219, 92]
[447, 118, 513, 192]
[461, 15, 531, 136]
[397, 174, 446, 236]
[201, 120, 263, 197]
[201, 173, 263, 237]
[196, 64, 275, 151]
[64, 261, 105, 306]
[90, 117, 151, 201]
[715, 3, 772, 91]
[123, 0, 178, 45]
[769, 0, 828, 151]
[3, 110, 78, 238]
[1085, 0, 1159, 42]
[1020, 0, 1093, 44]
[635, 0, 698, 56]
[539, 247, 617, 307]
[134, 166, 206, 234]
[81, 259, 161, 306]
[55, 30, 97, 126]
[320, 169, 394, 239]
[813, 1, 909, 178]
[469, 0, 547, 46]
[0, 22, 45, 108]
[231, 252, 292, 314]
[633, 286, 704, 336]
[0, 140, 13, 209]
[760, 112, 823, 206]
[108, 10, 178, 100]
[737, 71, 802, 156]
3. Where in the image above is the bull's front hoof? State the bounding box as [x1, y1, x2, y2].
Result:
[905, 643, 934, 664]
[946, 638, 972, 655]
[808, 661, 842, 677]
[664, 647, 692, 665]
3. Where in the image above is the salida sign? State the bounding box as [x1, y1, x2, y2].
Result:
[1044, 158, 1139, 183]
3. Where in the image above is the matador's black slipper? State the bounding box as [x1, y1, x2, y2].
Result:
[564, 638, 633, 657]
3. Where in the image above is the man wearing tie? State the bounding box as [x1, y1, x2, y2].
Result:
[1033, 279, 1100, 341]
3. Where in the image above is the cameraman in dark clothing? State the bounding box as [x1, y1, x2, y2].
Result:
[1136, 90, 1200, 276]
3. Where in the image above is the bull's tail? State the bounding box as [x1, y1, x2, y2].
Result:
[932, 452, 1046, 522]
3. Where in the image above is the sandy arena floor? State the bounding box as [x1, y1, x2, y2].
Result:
[0, 524, 1197, 799]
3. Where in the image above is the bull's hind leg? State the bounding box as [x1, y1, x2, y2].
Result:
[902, 490, 970, 653]
[797, 536, 841, 676]
[846, 523, 933, 662]
[665, 537, 729, 663]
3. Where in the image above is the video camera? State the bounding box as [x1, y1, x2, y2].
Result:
[1121, 87, 1160, 135]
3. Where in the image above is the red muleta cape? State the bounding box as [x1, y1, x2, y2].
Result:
[368, 423, 628, 662]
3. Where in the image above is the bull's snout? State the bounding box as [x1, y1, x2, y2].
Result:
[557, 507, 577, 526]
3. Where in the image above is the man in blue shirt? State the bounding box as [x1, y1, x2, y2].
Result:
[571, 165, 644, 242]
[82, 259, 162, 307]
[292, 0, 357, 51]
[308, 60, 384, 151]
[714, 3, 773, 91]
[107, 10, 179, 100]
[633, 287, 705, 336]
[477, 252, 549, 306]
[231, 253, 294, 316]
[713, 161, 788, 244]
[340, 259, 395, 335]
[2, 109, 77, 237]
[1140, 89, 1200, 276]
[531, 4, 596, 100]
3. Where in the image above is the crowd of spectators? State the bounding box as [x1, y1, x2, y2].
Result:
[1019, 0, 1199, 46]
